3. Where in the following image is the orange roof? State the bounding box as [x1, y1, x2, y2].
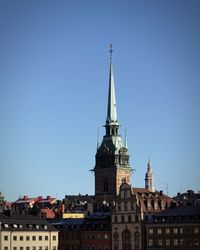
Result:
[41, 208, 56, 219]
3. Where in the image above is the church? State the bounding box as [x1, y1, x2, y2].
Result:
[92, 45, 172, 213]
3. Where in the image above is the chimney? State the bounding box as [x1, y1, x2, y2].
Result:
[47, 196, 51, 200]
[159, 190, 163, 196]
[61, 203, 65, 214]
[38, 196, 43, 200]
[23, 195, 28, 200]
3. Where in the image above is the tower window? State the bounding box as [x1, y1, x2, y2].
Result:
[103, 178, 108, 192]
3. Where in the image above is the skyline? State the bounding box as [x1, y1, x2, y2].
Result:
[0, 1, 200, 201]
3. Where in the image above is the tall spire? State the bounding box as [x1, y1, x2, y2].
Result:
[106, 44, 118, 126]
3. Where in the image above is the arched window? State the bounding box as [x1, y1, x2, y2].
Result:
[103, 178, 108, 192]
[122, 229, 132, 250]
[135, 231, 140, 250]
[113, 231, 119, 240]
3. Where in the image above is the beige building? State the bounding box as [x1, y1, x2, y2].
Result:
[112, 182, 143, 250]
[0, 213, 58, 250]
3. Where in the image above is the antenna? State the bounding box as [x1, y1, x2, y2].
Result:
[164, 182, 170, 196]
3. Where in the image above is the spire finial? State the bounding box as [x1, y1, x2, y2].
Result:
[97, 127, 99, 150]
[125, 128, 128, 149]
[147, 157, 151, 169]
[109, 44, 113, 63]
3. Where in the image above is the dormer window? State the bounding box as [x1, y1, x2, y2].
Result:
[3, 224, 9, 228]
[13, 224, 18, 228]
[36, 225, 39, 229]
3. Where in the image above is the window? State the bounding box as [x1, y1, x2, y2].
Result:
[166, 228, 170, 234]
[166, 239, 170, 246]
[4, 224, 9, 228]
[32, 236, 36, 241]
[4, 235, 8, 240]
[104, 234, 108, 239]
[53, 235, 56, 241]
[39, 236, 42, 241]
[195, 239, 199, 246]
[157, 228, 162, 234]
[124, 202, 127, 211]
[20, 248, 23, 250]
[148, 239, 153, 246]
[128, 215, 131, 222]
[174, 239, 178, 246]
[114, 215, 118, 222]
[194, 227, 199, 234]
[131, 202, 136, 211]
[52, 247, 56, 250]
[45, 247, 48, 250]
[180, 228, 184, 234]
[45, 236, 48, 240]
[103, 178, 108, 192]
[13, 236, 17, 241]
[118, 203, 121, 211]
[44, 225, 47, 230]
[173, 228, 178, 234]
[36, 225, 39, 230]
[20, 236, 23, 241]
[97, 234, 101, 239]
[121, 215, 124, 222]
[180, 239, 185, 246]
[26, 236, 30, 241]
[13, 248, 17, 250]
[13, 224, 18, 228]
[39, 247, 42, 250]
[158, 239, 162, 246]
[149, 228, 153, 234]
[26, 247, 30, 250]
[32, 247, 36, 250]
[4, 247, 8, 250]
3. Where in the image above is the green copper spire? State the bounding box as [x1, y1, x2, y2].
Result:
[106, 44, 118, 126]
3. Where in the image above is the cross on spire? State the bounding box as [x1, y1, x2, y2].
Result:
[109, 44, 113, 63]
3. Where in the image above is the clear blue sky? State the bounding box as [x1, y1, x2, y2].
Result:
[0, 1, 199, 202]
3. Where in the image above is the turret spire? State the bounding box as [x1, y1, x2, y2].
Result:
[106, 44, 118, 126]
[145, 158, 155, 192]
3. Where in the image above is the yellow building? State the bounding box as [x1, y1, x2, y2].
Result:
[0, 213, 58, 250]
[62, 213, 85, 219]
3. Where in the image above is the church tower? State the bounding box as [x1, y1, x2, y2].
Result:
[145, 158, 155, 192]
[93, 45, 131, 209]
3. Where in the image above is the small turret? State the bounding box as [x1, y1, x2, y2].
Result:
[145, 158, 155, 192]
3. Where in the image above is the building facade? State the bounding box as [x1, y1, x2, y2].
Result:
[111, 182, 143, 250]
[145, 205, 200, 250]
[0, 212, 58, 250]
